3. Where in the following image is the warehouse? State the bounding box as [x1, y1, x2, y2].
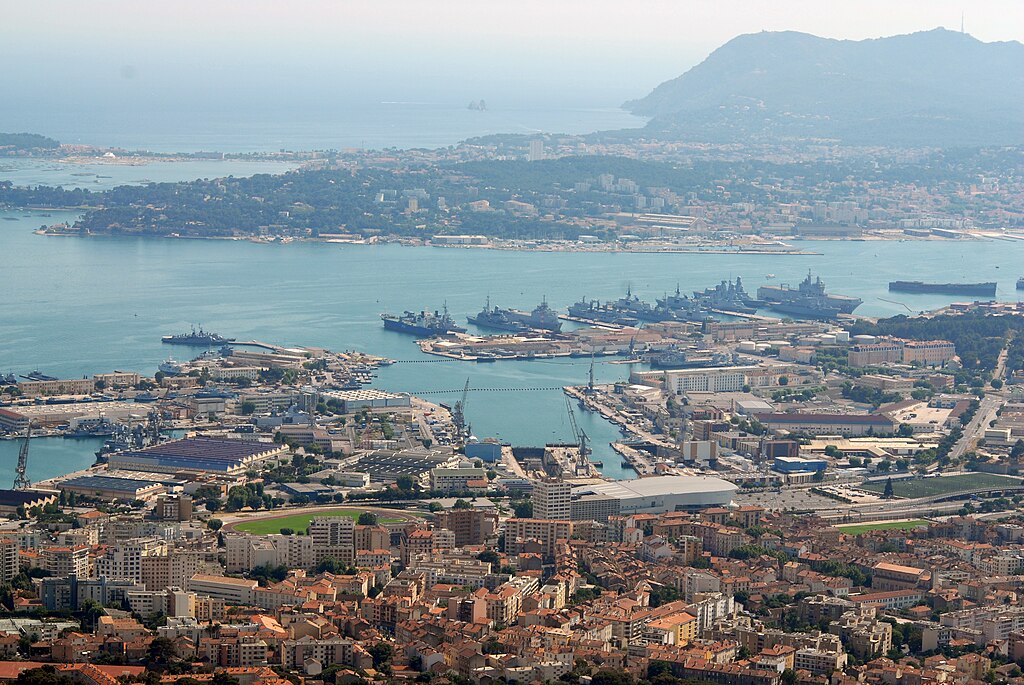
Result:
[0, 489, 58, 515]
[756, 412, 897, 437]
[320, 389, 411, 413]
[107, 437, 287, 475]
[569, 475, 738, 522]
[58, 475, 167, 501]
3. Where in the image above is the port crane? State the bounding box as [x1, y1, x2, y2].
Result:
[564, 395, 591, 473]
[587, 351, 596, 394]
[451, 378, 471, 442]
[13, 423, 32, 491]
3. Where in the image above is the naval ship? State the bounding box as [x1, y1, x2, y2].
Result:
[757, 272, 861, 319]
[382, 306, 466, 336]
[162, 326, 235, 346]
[468, 298, 530, 333]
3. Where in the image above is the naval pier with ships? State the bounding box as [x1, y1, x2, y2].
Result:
[381, 273, 865, 362]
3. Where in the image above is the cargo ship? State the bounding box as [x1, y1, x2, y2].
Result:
[888, 281, 997, 296]
[757, 272, 862, 319]
[468, 298, 529, 333]
[382, 306, 466, 336]
[162, 326, 235, 346]
[506, 299, 562, 332]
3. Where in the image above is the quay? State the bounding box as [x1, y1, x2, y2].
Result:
[709, 309, 778, 321]
[557, 314, 626, 329]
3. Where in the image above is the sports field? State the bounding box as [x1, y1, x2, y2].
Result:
[834, 520, 929, 535]
[860, 473, 1020, 499]
[233, 508, 407, 535]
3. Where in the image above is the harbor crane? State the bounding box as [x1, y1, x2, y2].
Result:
[452, 378, 470, 441]
[564, 395, 591, 472]
[13, 423, 32, 491]
[587, 351, 596, 394]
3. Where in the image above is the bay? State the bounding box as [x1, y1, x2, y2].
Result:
[13, 103, 647, 154]
[3, 206, 1024, 482]
[0, 159, 300, 191]
[0, 436, 103, 486]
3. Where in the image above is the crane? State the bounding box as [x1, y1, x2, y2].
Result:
[13, 423, 31, 491]
[564, 395, 590, 471]
[587, 351, 595, 394]
[451, 378, 470, 441]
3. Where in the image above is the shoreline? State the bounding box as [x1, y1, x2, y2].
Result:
[29, 226, 1005, 255]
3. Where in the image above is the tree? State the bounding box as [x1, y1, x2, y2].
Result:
[15, 667, 75, 685]
[368, 642, 393, 669]
[147, 636, 178, 667]
[357, 512, 378, 526]
[210, 673, 240, 685]
[512, 500, 533, 518]
[590, 669, 635, 685]
[883, 477, 895, 499]
[454, 499, 472, 509]
[1011, 439, 1024, 461]
[207, 518, 223, 531]
[428, 501, 443, 512]
[240, 401, 256, 415]
[898, 423, 915, 438]
[778, 376, 789, 386]
[396, 475, 415, 492]
[477, 550, 500, 566]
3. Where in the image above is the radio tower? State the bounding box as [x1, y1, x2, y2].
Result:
[13, 424, 32, 491]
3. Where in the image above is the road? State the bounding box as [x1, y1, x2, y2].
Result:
[950, 394, 1002, 460]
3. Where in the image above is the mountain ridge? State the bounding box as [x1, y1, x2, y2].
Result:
[625, 28, 1024, 145]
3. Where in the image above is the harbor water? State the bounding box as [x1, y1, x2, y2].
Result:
[3, 158, 1024, 482]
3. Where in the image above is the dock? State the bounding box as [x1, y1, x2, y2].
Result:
[709, 309, 778, 321]
[557, 314, 625, 329]
[231, 340, 287, 351]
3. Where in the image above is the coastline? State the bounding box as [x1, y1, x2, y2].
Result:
[30, 225, 1001, 254]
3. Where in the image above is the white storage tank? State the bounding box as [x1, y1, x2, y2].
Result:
[835, 331, 851, 343]
[853, 334, 877, 344]
[737, 341, 758, 353]
[820, 334, 837, 344]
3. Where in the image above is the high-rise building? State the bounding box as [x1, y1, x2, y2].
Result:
[0, 539, 18, 584]
[533, 479, 571, 520]
[433, 508, 498, 546]
[309, 516, 355, 563]
[528, 139, 545, 162]
[40, 545, 91, 579]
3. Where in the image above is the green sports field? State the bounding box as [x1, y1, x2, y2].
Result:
[834, 520, 930, 535]
[860, 473, 1020, 499]
[233, 508, 407, 535]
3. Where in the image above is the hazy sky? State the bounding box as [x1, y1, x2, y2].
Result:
[2, 0, 1022, 141]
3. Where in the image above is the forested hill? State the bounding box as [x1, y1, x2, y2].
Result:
[625, 29, 1024, 146]
[0, 149, 1017, 240]
[0, 132, 60, 152]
